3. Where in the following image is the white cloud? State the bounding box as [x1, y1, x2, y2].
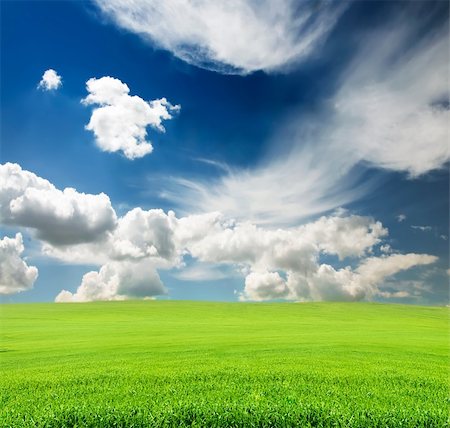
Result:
[172, 263, 228, 282]
[38, 69, 62, 91]
[175, 212, 386, 269]
[0, 163, 439, 303]
[82, 76, 180, 159]
[331, 22, 449, 177]
[93, 0, 346, 75]
[0, 163, 117, 245]
[243, 271, 289, 301]
[174, 212, 435, 302]
[43, 207, 179, 266]
[0, 233, 38, 295]
[110, 208, 177, 261]
[380, 244, 392, 254]
[397, 214, 406, 223]
[411, 225, 433, 232]
[172, 211, 436, 303]
[0, 164, 436, 301]
[174, 211, 424, 302]
[355, 253, 438, 284]
[49, 209, 391, 302]
[240, 253, 438, 302]
[164, 14, 449, 224]
[164, 150, 371, 226]
[46, 208, 439, 302]
[303, 214, 387, 260]
[56, 260, 166, 302]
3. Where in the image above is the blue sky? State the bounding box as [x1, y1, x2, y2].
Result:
[0, 0, 448, 304]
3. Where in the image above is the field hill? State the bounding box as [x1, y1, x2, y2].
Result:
[0, 301, 447, 427]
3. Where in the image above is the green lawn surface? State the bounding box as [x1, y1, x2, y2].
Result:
[0, 301, 448, 427]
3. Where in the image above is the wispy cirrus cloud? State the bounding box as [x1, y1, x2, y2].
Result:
[92, 0, 347, 74]
[163, 11, 449, 226]
[331, 20, 449, 178]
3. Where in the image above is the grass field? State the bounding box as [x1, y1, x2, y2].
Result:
[0, 301, 448, 427]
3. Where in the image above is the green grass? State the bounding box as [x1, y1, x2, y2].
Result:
[0, 301, 448, 427]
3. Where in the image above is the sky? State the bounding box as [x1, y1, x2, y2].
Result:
[0, 0, 448, 305]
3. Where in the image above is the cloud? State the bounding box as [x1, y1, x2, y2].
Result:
[380, 244, 392, 254]
[356, 253, 437, 283]
[93, 0, 346, 74]
[43, 207, 179, 266]
[82, 76, 180, 159]
[164, 11, 449, 224]
[172, 211, 435, 303]
[172, 263, 228, 282]
[37, 69, 62, 91]
[331, 19, 449, 177]
[55, 260, 166, 302]
[163, 151, 372, 226]
[110, 208, 177, 261]
[0, 163, 117, 246]
[397, 214, 406, 223]
[46, 203, 433, 303]
[49, 209, 383, 265]
[175, 212, 386, 268]
[48, 209, 390, 301]
[411, 225, 433, 232]
[240, 253, 438, 302]
[173, 212, 435, 302]
[0, 233, 38, 295]
[244, 271, 289, 301]
[1, 164, 439, 303]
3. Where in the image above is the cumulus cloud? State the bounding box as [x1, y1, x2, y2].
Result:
[43, 208, 179, 266]
[110, 208, 177, 261]
[0, 233, 38, 295]
[244, 271, 289, 301]
[177, 213, 387, 269]
[93, 0, 346, 75]
[239, 253, 438, 302]
[44, 201, 434, 303]
[55, 260, 166, 302]
[82, 76, 180, 159]
[37, 69, 62, 91]
[169, 211, 435, 302]
[0, 163, 117, 245]
[48, 208, 392, 301]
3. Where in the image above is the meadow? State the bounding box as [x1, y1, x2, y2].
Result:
[0, 301, 448, 427]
